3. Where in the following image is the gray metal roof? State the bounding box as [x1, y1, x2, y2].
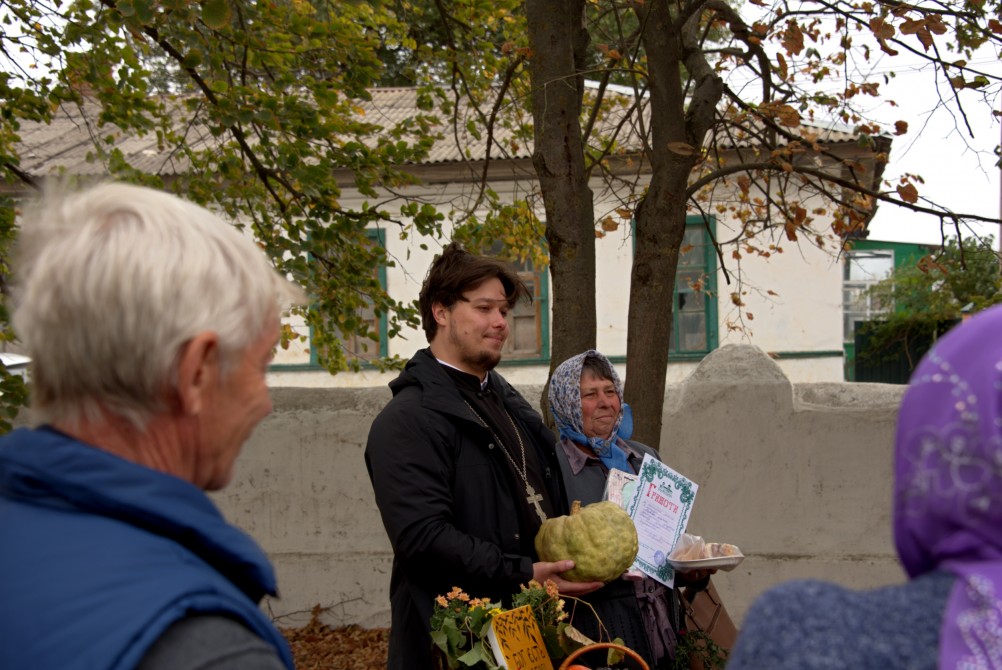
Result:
[9, 87, 865, 181]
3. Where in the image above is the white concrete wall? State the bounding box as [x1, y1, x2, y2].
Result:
[713, 217, 845, 355]
[223, 344, 908, 631]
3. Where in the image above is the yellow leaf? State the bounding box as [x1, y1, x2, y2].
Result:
[776, 52, 788, 81]
[603, 639, 628, 666]
[775, 104, 801, 127]
[792, 204, 807, 226]
[784, 221, 799, 241]
[868, 18, 894, 40]
[894, 120, 908, 135]
[782, 22, 804, 55]
[897, 182, 919, 203]
[926, 15, 948, 35]
[561, 623, 595, 647]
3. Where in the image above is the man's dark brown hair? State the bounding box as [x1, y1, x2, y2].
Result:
[419, 242, 532, 342]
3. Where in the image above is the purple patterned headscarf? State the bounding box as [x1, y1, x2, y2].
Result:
[549, 350, 634, 474]
[894, 305, 1002, 669]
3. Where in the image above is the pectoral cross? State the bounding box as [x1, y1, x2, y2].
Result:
[525, 484, 547, 522]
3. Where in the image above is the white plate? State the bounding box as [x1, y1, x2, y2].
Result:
[666, 554, 745, 573]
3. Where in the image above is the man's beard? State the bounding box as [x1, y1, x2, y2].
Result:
[450, 329, 503, 373]
[465, 348, 501, 373]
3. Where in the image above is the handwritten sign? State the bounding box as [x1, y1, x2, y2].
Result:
[485, 605, 553, 670]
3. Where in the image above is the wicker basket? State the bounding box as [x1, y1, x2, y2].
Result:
[557, 642, 650, 670]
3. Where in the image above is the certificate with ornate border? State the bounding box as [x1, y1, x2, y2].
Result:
[623, 454, 698, 587]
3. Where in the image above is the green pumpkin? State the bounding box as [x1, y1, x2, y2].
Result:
[534, 500, 639, 582]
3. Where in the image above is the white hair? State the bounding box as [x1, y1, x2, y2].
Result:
[11, 181, 305, 428]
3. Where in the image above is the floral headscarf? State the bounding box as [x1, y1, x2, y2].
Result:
[894, 305, 1002, 669]
[549, 350, 634, 474]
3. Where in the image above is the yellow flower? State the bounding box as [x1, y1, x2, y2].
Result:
[435, 595, 448, 607]
[446, 586, 466, 600]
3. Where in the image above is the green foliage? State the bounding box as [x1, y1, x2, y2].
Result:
[2, 0, 1000, 437]
[670, 629, 729, 670]
[866, 236, 1002, 318]
[452, 198, 548, 269]
[510, 579, 571, 661]
[0, 0, 470, 427]
[428, 586, 504, 669]
[859, 236, 1002, 363]
[0, 193, 26, 427]
[430, 581, 606, 669]
[0, 369, 28, 433]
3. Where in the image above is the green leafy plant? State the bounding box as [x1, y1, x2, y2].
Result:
[429, 579, 643, 669]
[671, 629, 729, 670]
[510, 579, 571, 661]
[430, 586, 503, 669]
[430, 581, 571, 669]
[858, 235, 1002, 371]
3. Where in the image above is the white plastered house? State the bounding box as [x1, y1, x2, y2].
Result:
[6, 87, 896, 385]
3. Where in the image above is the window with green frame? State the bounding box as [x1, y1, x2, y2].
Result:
[671, 220, 718, 356]
[632, 216, 718, 358]
[310, 228, 389, 368]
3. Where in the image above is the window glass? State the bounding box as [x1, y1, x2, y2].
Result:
[668, 220, 717, 356]
[315, 230, 388, 368]
[845, 250, 893, 282]
[843, 249, 894, 342]
[483, 241, 548, 360]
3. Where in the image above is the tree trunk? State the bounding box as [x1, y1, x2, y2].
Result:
[623, 0, 721, 450]
[526, 0, 596, 418]
[626, 170, 690, 449]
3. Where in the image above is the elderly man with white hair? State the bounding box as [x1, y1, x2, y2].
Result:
[0, 182, 304, 670]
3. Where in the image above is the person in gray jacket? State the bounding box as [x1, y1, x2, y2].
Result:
[729, 305, 1002, 669]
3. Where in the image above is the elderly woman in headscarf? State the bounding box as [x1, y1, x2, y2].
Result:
[549, 350, 704, 670]
[728, 304, 1002, 669]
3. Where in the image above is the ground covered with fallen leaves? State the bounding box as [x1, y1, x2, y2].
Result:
[279, 609, 389, 670]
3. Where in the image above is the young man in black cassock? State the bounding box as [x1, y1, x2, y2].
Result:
[365, 243, 602, 670]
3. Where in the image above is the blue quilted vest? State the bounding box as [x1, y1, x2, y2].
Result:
[0, 427, 294, 670]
